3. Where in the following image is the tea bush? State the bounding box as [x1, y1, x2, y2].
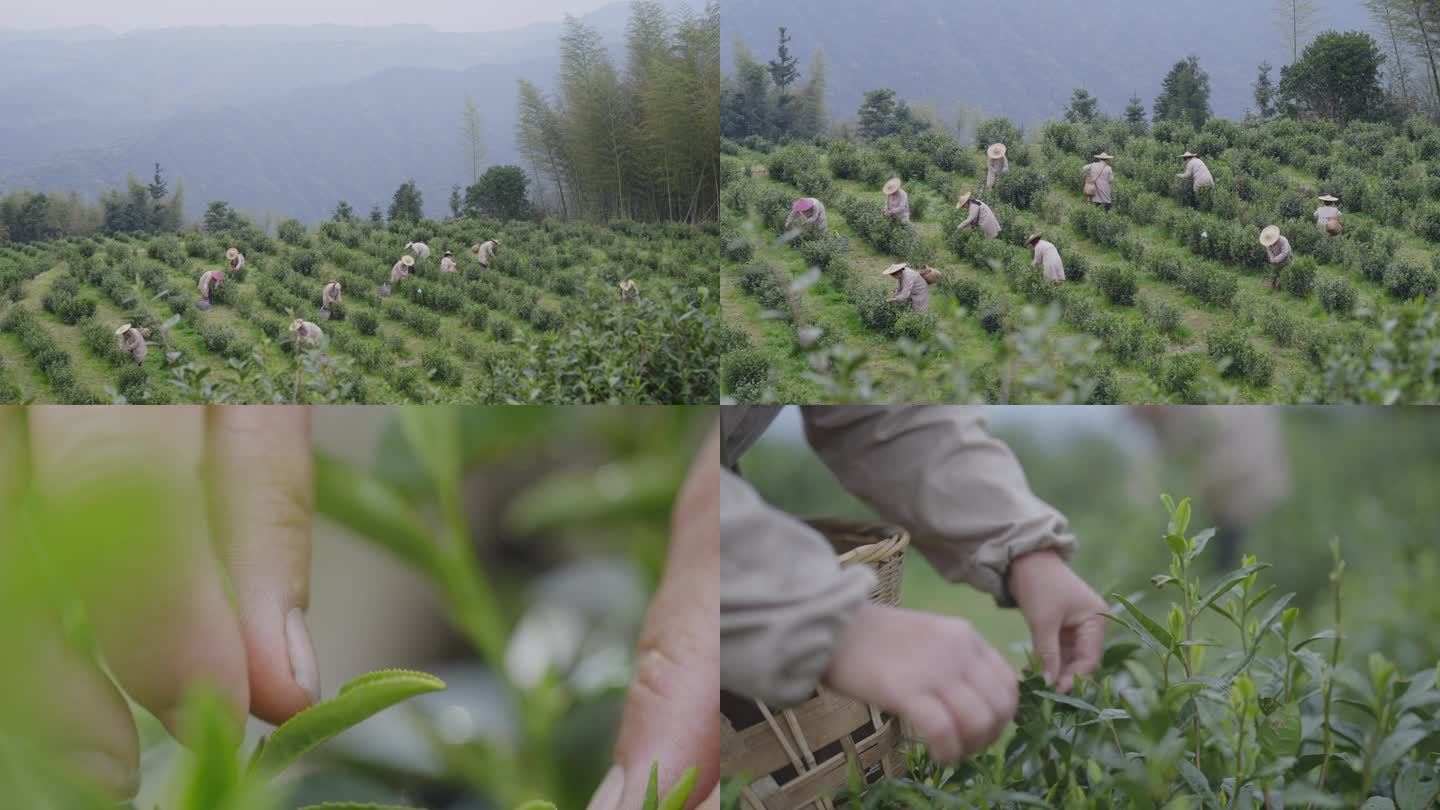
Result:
[830, 496, 1440, 809]
[1317, 277, 1357, 315]
[1094, 265, 1138, 306]
[1278, 256, 1317, 298]
[721, 348, 770, 401]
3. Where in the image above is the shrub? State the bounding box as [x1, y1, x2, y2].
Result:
[1384, 259, 1438, 300]
[738, 261, 792, 314]
[975, 294, 1009, 334]
[722, 349, 770, 400]
[974, 118, 1023, 151]
[41, 275, 97, 325]
[1258, 301, 1300, 347]
[290, 250, 321, 276]
[993, 167, 1049, 211]
[1093, 265, 1138, 306]
[1278, 256, 1317, 297]
[894, 309, 936, 341]
[420, 347, 462, 386]
[1206, 324, 1273, 388]
[1316, 276, 1357, 315]
[277, 219, 307, 244]
[351, 309, 379, 336]
[908, 194, 930, 222]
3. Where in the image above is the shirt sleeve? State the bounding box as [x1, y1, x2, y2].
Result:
[720, 468, 877, 705]
[959, 207, 979, 229]
[888, 274, 913, 302]
[799, 405, 1077, 605]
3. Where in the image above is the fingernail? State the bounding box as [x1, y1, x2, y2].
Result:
[286, 607, 320, 705]
[68, 749, 138, 799]
[586, 765, 624, 810]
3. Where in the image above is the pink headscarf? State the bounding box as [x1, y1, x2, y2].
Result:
[792, 198, 815, 213]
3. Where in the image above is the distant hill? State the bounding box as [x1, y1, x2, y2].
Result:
[0, 1, 690, 222]
[722, 0, 1372, 133]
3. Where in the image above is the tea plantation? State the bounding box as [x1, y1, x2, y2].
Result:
[0, 218, 720, 403]
[721, 116, 1440, 403]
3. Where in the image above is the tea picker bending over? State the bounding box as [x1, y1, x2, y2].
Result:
[472, 239, 499, 268]
[197, 268, 224, 308]
[404, 241, 431, 261]
[1259, 226, 1291, 291]
[784, 197, 827, 235]
[1026, 234, 1066, 283]
[226, 247, 245, 273]
[439, 251, 457, 273]
[721, 405, 1108, 765]
[884, 262, 929, 311]
[1178, 151, 1215, 191]
[381, 254, 414, 295]
[986, 143, 1009, 191]
[115, 323, 150, 364]
[1082, 152, 1114, 210]
[619, 279, 639, 302]
[289, 318, 324, 348]
[321, 281, 342, 313]
[956, 193, 1000, 239]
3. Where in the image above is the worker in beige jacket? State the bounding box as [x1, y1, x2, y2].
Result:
[986, 143, 1009, 191]
[115, 324, 150, 364]
[1259, 226, 1292, 291]
[784, 198, 828, 234]
[1178, 151, 1215, 191]
[1026, 234, 1066, 283]
[389, 255, 414, 285]
[1315, 195, 1342, 235]
[1129, 406, 1290, 569]
[439, 251, 458, 273]
[405, 241, 431, 261]
[473, 239, 500, 268]
[721, 405, 1107, 764]
[884, 263, 929, 311]
[321, 281, 342, 313]
[882, 177, 911, 225]
[226, 247, 245, 274]
[1082, 152, 1114, 210]
[290, 318, 325, 348]
[619, 279, 639, 302]
[197, 269, 224, 307]
[955, 193, 1000, 239]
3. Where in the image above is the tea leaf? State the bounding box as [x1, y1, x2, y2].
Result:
[1177, 759, 1215, 804]
[659, 767, 699, 810]
[174, 690, 243, 810]
[1256, 701, 1301, 760]
[1293, 629, 1338, 651]
[1110, 594, 1176, 652]
[397, 407, 462, 496]
[249, 669, 445, 779]
[1195, 563, 1270, 614]
[314, 454, 442, 576]
[1033, 690, 1103, 715]
[1394, 759, 1440, 810]
[1371, 727, 1430, 778]
[1164, 533, 1188, 557]
[643, 762, 660, 810]
[1185, 528, 1216, 563]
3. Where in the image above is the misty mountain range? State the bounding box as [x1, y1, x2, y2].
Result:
[722, 0, 1373, 137]
[0, 1, 688, 223]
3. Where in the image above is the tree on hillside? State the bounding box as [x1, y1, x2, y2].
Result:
[148, 163, 168, 202]
[449, 185, 463, 219]
[368, 206, 384, 225]
[516, 79, 572, 219]
[1124, 94, 1148, 134]
[103, 175, 181, 235]
[464, 165, 531, 221]
[1279, 30, 1388, 124]
[1394, 0, 1440, 112]
[1064, 88, 1100, 124]
[768, 27, 800, 131]
[1153, 55, 1212, 130]
[388, 180, 424, 223]
[1254, 62, 1277, 120]
[790, 51, 828, 139]
[1365, 0, 1413, 104]
[1275, 0, 1318, 64]
[858, 88, 899, 141]
[460, 96, 486, 186]
[333, 200, 354, 222]
[721, 45, 775, 140]
[203, 201, 245, 233]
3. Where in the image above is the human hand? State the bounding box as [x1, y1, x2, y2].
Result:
[1008, 548, 1107, 693]
[588, 424, 720, 810]
[821, 603, 1020, 764]
[0, 407, 316, 798]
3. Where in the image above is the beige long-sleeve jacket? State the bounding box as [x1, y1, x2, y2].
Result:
[390, 260, 410, 284]
[958, 201, 1001, 239]
[987, 156, 1010, 190]
[784, 200, 828, 233]
[1032, 240, 1066, 282]
[1180, 158, 1215, 189]
[1132, 406, 1291, 526]
[1315, 206, 1341, 229]
[293, 321, 325, 346]
[476, 240, 498, 266]
[1267, 236, 1292, 265]
[1083, 162, 1114, 204]
[118, 328, 147, 363]
[198, 270, 222, 298]
[407, 242, 431, 260]
[888, 267, 930, 311]
[883, 189, 911, 224]
[720, 405, 1078, 706]
[322, 282, 342, 308]
[440, 257, 458, 273]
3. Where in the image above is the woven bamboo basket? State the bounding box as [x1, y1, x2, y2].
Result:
[720, 518, 911, 810]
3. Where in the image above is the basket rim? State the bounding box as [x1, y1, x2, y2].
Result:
[801, 517, 910, 567]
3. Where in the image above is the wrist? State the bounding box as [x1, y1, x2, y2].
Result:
[1005, 547, 1065, 607]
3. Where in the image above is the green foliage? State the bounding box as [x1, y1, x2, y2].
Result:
[975, 117, 1023, 152]
[994, 167, 1050, 211]
[1317, 276, 1357, 315]
[1278, 255, 1317, 297]
[1094, 265, 1138, 306]
[1153, 55, 1212, 130]
[463, 165, 532, 221]
[277, 219, 307, 244]
[386, 180, 424, 223]
[1278, 31, 1387, 125]
[1207, 324, 1273, 388]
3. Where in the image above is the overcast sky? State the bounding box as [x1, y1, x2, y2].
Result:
[4, 0, 618, 33]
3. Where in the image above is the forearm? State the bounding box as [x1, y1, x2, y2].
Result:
[720, 470, 876, 705]
[802, 406, 1076, 605]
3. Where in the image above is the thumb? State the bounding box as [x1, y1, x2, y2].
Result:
[592, 425, 719, 810]
[206, 406, 318, 726]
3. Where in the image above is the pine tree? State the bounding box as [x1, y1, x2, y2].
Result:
[857, 88, 899, 141]
[1124, 94, 1149, 133]
[1064, 88, 1100, 124]
[768, 27, 800, 132]
[148, 163, 168, 202]
[387, 180, 423, 222]
[368, 206, 384, 224]
[1254, 62, 1277, 120]
[1153, 55, 1212, 130]
[449, 185, 463, 219]
[333, 201, 354, 222]
[791, 51, 828, 139]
